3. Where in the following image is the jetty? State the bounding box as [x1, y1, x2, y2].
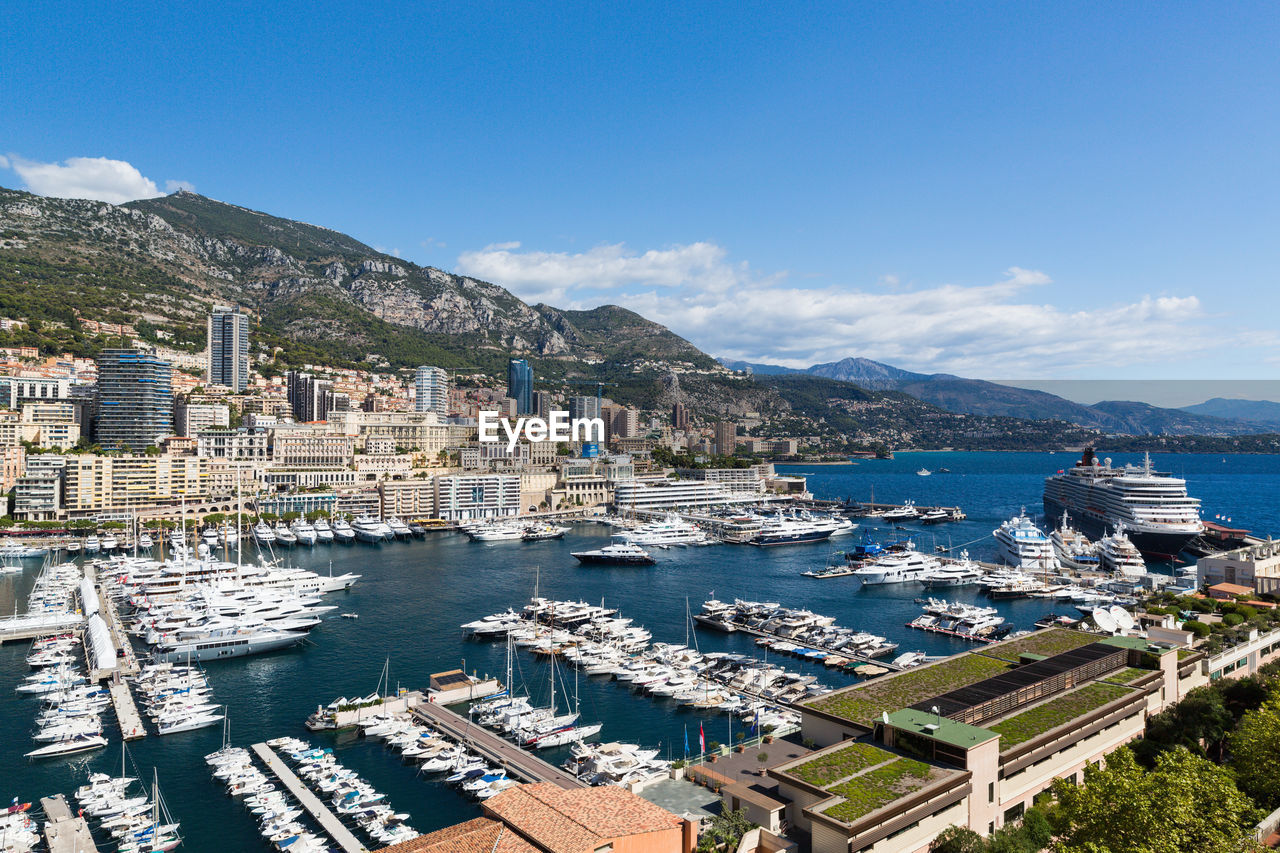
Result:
[0, 612, 82, 645]
[108, 677, 146, 740]
[39, 795, 98, 853]
[250, 743, 367, 853]
[410, 699, 583, 789]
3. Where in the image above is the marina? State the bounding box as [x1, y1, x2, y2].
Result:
[0, 451, 1275, 853]
[250, 742, 368, 853]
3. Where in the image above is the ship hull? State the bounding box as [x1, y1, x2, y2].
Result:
[1043, 497, 1196, 559]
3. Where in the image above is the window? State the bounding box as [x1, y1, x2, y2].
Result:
[988, 781, 995, 803]
[1004, 803, 1024, 822]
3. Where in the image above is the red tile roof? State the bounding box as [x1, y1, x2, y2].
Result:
[483, 783, 684, 853]
[377, 816, 539, 853]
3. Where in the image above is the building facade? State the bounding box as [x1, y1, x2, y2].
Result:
[95, 349, 173, 452]
[434, 473, 521, 521]
[507, 359, 533, 415]
[206, 305, 251, 391]
[414, 365, 449, 416]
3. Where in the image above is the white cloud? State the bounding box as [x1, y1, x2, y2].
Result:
[5, 155, 188, 204]
[0, 155, 9, 170]
[164, 179, 195, 193]
[455, 240, 1235, 377]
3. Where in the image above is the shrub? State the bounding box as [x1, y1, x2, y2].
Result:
[1183, 621, 1211, 638]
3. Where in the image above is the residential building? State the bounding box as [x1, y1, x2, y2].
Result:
[1197, 540, 1280, 594]
[13, 455, 64, 520]
[286, 370, 333, 422]
[672, 401, 690, 431]
[206, 305, 251, 391]
[327, 410, 452, 455]
[380, 478, 437, 519]
[414, 365, 449, 416]
[714, 421, 737, 455]
[1, 445, 25, 492]
[174, 402, 230, 437]
[197, 428, 270, 460]
[434, 473, 521, 521]
[52, 454, 255, 517]
[568, 395, 601, 422]
[270, 428, 355, 468]
[0, 376, 72, 409]
[95, 349, 173, 452]
[530, 389, 553, 420]
[507, 359, 533, 415]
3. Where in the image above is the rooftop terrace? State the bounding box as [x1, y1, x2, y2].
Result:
[978, 627, 1102, 661]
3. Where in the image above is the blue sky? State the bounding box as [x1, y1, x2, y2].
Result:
[3, 2, 1277, 382]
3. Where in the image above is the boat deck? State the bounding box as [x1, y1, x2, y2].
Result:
[39, 794, 98, 853]
[410, 699, 583, 789]
[250, 743, 367, 853]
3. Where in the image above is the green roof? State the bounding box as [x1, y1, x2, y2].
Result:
[822, 758, 939, 824]
[1099, 635, 1152, 651]
[786, 742, 896, 787]
[980, 627, 1102, 661]
[1103, 666, 1155, 685]
[988, 682, 1134, 748]
[887, 709, 998, 749]
[805, 653, 1012, 728]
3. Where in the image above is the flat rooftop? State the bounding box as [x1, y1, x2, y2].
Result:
[777, 742, 962, 827]
[986, 681, 1136, 748]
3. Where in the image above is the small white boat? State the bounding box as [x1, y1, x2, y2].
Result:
[26, 733, 108, 758]
[340, 613, 359, 620]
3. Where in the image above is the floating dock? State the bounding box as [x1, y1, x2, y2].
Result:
[695, 618, 905, 673]
[0, 613, 83, 645]
[39, 794, 98, 853]
[108, 678, 146, 740]
[410, 699, 583, 789]
[250, 743, 368, 853]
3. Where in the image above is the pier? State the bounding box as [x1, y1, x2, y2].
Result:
[250, 743, 368, 853]
[410, 699, 583, 789]
[0, 613, 82, 645]
[108, 677, 146, 740]
[39, 795, 98, 853]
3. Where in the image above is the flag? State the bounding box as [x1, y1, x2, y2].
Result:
[683, 725, 689, 756]
[699, 721, 706, 754]
[751, 708, 760, 732]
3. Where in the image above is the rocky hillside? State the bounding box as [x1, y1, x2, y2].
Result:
[0, 186, 711, 373]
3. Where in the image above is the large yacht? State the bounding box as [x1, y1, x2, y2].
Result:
[993, 511, 1059, 572]
[751, 514, 833, 546]
[466, 522, 525, 542]
[1096, 526, 1147, 578]
[852, 549, 941, 585]
[625, 514, 712, 547]
[571, 536, 656, 566]
[351, 516, 392, 543]
[1043, 448, 1203, 558]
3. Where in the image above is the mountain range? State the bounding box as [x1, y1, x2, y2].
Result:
[0, 183, 1272, 441]
[719, 357, 1269, 436]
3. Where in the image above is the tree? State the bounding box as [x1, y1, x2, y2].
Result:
[1047, 746, 1260, 853]
[696, 809, 754, 853]
[1229, 693, 1280, 809]
[1136, 686, 1234, 764]
[929, 826, 984, 853]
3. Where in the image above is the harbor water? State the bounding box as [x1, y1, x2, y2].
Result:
[2, 451, 1278, 851]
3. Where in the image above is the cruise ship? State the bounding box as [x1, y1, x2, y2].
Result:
[1043, 448, 1203, 558]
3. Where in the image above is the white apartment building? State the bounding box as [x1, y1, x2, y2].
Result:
[434, 474, 521, 521]
[197, 429, 270, 460]
[175, 403, 230, 436]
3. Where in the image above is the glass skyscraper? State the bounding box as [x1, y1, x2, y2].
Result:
[207, 305, 250, 391]
[507, 359, 533, 415]
[95, 349, 173, 451]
